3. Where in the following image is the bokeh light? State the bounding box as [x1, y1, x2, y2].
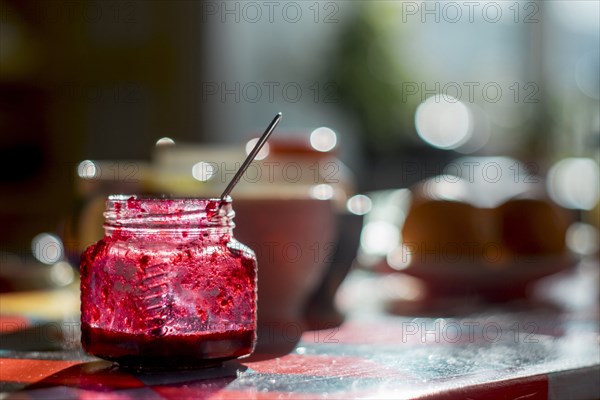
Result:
[192, 161, 216, 182]
[566, 223, 599, 256]
[310, 127, 337, 152]
[386, 244, 412, 271]
[415, 95, 472, 150]
[155, 137, 176, 146]
[77, 160, 98, 179]
[309, 184, 334, 200]
[346, 194, 372, 215]
[360, 221, 399, 256]
[50, 261, 75, 286]
[245, 138, 270, 160]
[547, 158, 600, 210]
[422, 175, 469, 202]
[31, 233, 64, 265]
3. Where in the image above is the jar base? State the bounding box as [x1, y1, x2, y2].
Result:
[82, 323, 255, 370]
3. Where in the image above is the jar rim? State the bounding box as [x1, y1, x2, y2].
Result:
[108, 194, 232, 203]
[104, 194, 235, 231]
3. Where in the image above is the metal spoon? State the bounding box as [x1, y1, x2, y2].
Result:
[220, 112, 282, 202]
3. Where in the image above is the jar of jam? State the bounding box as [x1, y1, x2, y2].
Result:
[80, 195, 257, 369]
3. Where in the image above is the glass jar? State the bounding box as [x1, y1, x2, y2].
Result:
[80, 195, 257, 369]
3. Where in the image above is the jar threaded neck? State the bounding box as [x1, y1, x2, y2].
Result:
[103, 195, 235, 236]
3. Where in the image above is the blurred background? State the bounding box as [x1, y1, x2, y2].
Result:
[0, 1, 598, 321]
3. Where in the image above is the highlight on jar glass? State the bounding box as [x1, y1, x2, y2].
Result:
[80, 195, 258, 369]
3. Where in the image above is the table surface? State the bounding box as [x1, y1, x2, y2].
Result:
[1, 259, 599, 400]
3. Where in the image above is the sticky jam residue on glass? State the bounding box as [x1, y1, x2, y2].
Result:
[80, 196, 257, 368]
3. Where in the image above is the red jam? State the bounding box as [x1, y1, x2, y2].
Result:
[80, 196, 257, 369]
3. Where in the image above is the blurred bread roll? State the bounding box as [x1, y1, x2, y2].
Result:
[402, 200, 487, 262]
[499, 198, 569, 256]
[401, 178, 573, 266]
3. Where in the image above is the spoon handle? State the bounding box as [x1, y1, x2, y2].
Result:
[220, 112, 282, 201]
